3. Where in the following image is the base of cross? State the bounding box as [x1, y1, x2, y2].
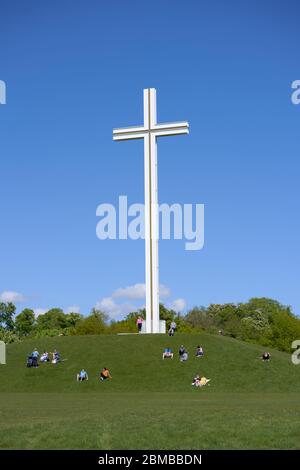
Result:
[141, 320, 166, 334]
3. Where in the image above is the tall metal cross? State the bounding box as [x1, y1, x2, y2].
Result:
[113, 88, 189, 333]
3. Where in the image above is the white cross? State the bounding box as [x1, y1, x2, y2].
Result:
[113, 88, 189, 333]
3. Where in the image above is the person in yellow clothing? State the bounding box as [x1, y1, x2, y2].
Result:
[100, 367, 112, 381]
[199, 376, 210, 387]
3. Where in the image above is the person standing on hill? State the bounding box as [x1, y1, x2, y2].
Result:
[136, 316, 143, 333]
[168, 320, 177, 336]
[31, 348, 40, 367]
[168, 326, 174, 336]
[31, 348, 39, 359]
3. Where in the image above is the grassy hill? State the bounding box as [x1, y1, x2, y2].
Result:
[0, 333, 300, 449]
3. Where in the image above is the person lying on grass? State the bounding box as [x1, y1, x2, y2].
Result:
[199, 376, 210, 387]
[192, 375, 210, 387]
[100, 367, 112, 381]
[77, 369, 88, 381]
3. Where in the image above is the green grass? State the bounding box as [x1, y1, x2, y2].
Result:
[0, 333, 300, 449]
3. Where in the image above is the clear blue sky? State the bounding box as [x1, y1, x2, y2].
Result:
[0, 0, 299, 318]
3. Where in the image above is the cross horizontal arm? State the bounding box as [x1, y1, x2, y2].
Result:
[153, 121, 189, 137]
[113, 125, 146, 141]
[154, 121, 189, 131]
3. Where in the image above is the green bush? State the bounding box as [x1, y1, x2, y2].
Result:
[0, 328, 19, 344]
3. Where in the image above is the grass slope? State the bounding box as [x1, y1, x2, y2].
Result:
[0, 333, 300, 449]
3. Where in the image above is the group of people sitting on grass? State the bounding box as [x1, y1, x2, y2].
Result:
[162, 344, 205, 361]
[76, 367, 112, 382]
[26, 348, 62, 367]
[162, 343, 210, 388]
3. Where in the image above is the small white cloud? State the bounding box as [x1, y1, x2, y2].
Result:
[112, 283, 145, 300]
[112, 283, 171, 300]
[33, 308, 47, 318]
[95, 297, 137, 320]
[0, 291, 26, 303]
[170, 298, 186, 312]
[96, 283, 173, 321]
[66, 305, 80, 314]
[159, 284, 171, 299]
[97, 297, 120, 314]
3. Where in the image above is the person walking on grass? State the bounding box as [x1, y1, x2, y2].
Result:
[168, 320, 177, 336]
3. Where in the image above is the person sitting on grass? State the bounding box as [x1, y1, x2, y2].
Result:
[180, 351, 188, 362]
[100, 367, 112, 381]
[77, 369, 88, 381]
[162, 348, 173, 359]
[195, 346, 204, 357]
[179, 346, 188, 362]
[40, 351, 50, 363]
[51, 350, 60, 364]
[262, 352, 271, 362]
[192, 375, 200, 386]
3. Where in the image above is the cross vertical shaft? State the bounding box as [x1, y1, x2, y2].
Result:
[113, 88, 189, 333]
[144, 89, 160, 333]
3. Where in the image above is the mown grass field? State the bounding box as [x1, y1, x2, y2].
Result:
[0, 333, 300, 449]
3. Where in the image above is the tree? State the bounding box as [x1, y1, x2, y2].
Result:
[240, 312, 271, 341]
[268, 311, 300, 352]
[0, 329, 18, 344]
[65, 313, 82, 328]
[184, 306, 211, 330]
[159, 304, 176, 326]
[0, 302, 16, 330]
[75, 309, 108, 335]
[238, 297, 290, 320]
[15, 308, 35, 336]
[36, 308, 67, 330]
